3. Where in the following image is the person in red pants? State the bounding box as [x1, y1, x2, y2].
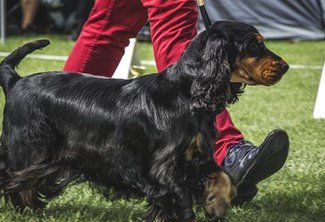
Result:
[64, 0, 289, 204]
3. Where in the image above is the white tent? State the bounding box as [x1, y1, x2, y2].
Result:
[199, 0, 325, 40]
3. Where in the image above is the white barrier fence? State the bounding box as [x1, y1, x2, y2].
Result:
[0, 0, 5, 44]
[313, 62, 325, 119]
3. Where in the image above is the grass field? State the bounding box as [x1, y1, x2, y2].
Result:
[0, 35, 325, 222]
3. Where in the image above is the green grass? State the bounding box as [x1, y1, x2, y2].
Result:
[0, 35, 325, 221]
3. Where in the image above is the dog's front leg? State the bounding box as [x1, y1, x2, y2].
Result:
[146, 187, 195, 222]
[174, 188, 196, 222]
[150, 151, 196, 221]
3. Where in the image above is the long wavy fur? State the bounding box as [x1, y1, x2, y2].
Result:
[190, 32, 230, 114]
[0, 21, 258, 221]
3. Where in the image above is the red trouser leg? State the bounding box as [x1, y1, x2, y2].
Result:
[141, 0, 244, 165]
[63, 0, 147, 76]
[63, 0, 244, 165]
[141, 0, 198, 71]
[214, 110, 244, 165]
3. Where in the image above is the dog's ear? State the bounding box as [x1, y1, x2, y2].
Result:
[190, 34, 231, 114]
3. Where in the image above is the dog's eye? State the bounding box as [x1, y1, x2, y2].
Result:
[249, 42, 263, 53]
[246, 42, 263, 57]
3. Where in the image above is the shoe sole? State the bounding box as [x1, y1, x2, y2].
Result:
[232, 184, 258, 206]
[235, 129, 289, 187]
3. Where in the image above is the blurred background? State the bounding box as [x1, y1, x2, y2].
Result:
[199, 0, 325, 40]
[0, 0, 324, 222]
[3, 0, 94, 40]
[2, 0, 324, 41]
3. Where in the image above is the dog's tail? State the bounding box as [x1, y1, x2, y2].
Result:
[0, 39, 50, 94]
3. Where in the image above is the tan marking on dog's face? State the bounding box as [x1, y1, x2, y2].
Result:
[185, 134, 203, 160]
[231, 34, 289, 86]
[204, 171, 237, 220]
[231, 56, 287, 86]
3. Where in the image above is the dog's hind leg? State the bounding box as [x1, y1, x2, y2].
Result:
[0, 145, 23, 208]
[149, 146, 196, 221]
[0, 148, 10, 199]
[0, 105, 69, 209]
[0, 147, 29, 209]
[0, 148, 67, 210]
[0, 148, 8, 186]
[3, 160, 66, 210]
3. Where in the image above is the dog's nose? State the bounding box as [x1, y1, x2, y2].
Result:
[279, 60, 289, 73]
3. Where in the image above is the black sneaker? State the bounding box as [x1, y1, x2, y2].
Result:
[222, 129, 289, 204]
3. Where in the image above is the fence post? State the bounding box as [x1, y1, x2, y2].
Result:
[313, 62, 325, 119]
[0, 0, 5, 44]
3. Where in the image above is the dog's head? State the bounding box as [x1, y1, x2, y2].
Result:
[189, 21, 289, 114]
[217, 21, 289, 86]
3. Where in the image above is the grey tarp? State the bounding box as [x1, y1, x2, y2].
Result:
[199, 0, 325, 40]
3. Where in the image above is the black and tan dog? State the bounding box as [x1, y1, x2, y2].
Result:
[0, 21, 288, 221]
